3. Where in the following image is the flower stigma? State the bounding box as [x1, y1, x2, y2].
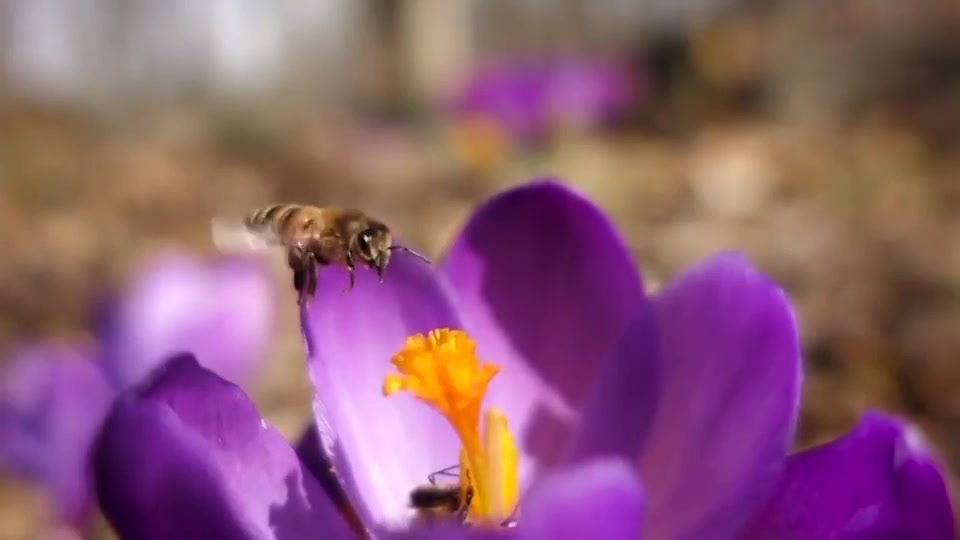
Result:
[383, 328, 520, 526]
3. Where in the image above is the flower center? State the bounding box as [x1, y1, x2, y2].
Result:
[451, 114, 509, 174]
[383, 328, 519, 525]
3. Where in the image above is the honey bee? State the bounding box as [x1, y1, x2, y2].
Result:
[409, 483, 474, 526]
[212, 204, 430, 308]
[409, 466, 474, 527]
[409, 465, 518, 528]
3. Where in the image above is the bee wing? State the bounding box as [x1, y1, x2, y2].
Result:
[211, 218, 284, 254]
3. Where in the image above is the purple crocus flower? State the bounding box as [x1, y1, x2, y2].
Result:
[0, 253, 275, 530]
[449, 57, 640, 147]
[91, 180, 954, 539]
[0, 345, 111, 527]
[543, 57, 641, 131]
[95, 253, 276, 389]
[451, 60, 554, 146]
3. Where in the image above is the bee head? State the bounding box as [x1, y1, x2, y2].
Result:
[354, 222, 392, 280]
[355, 222, 430, 282]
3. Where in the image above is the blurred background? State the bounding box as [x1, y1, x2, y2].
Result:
[1, 0, 959, 538]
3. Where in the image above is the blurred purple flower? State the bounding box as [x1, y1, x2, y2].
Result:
[0, 254, 275, 529]
[96, 253, 276, 389]
[89, 180, 954, 539]
[449, 57, 642, 147]
[0, 345, 110, 527]
[544, 58, 641, 131]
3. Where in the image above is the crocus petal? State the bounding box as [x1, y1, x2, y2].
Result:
[639, 252, 802, 540]
[565, 302, 659, 464]
[520, 457, 646, 540]
[303, 255, 463, 528]
[738, 411, 955, 540]
[94, 353, 354, 540]
[442, 179, 645, 470]
[295, 422, 368, 537]
[0, 345, 111, 527]
[98, 253, 275, 389]
[378, 527, 505, 540]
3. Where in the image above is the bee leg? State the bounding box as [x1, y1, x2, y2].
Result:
[294, 269, 309, 308]
[456, 488, 473, 525]
[289, 248, 310, 307]
[301, 253, 320, 307]
[343, 251, 356, 294]
[428, 464, 460, 484]
[290, 248, 320, 309]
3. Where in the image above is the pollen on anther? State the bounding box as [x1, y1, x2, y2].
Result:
[382, 329, 501, 414]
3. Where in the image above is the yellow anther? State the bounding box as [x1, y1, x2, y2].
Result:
[483, 408, 519, 520]
[384, 329, 519, 525]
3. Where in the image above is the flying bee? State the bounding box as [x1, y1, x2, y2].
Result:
[211, 204, 430, 308]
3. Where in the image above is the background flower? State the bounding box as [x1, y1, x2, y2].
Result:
[96, 253, 276, 389]
[0, 345, 110, 528]
[448, 56, 641, 147]
[0, 253, 276, 530]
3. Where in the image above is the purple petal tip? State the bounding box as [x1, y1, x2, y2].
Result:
[739, 411, 955, 540]
[441, 176, 646, 467]
[641, 250, 802, 539]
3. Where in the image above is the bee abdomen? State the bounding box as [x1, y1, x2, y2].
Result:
[246, 204, 302, 234]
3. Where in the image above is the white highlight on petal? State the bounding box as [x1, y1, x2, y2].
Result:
[841, 503, 882, 533]
[894, 422, 929, 471]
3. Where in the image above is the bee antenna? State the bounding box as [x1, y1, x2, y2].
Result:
[390, 245, 431, 264]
